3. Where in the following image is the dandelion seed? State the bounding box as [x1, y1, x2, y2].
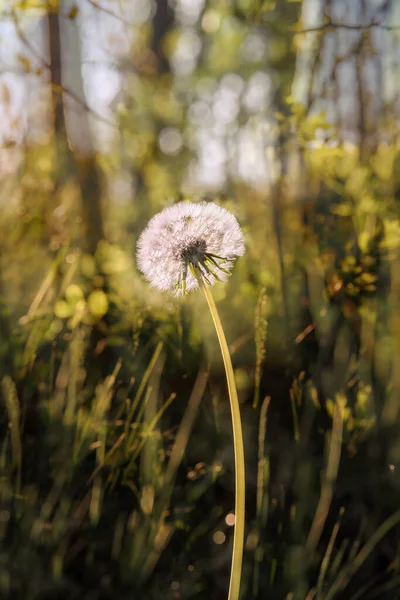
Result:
[136, 201, 245, 295]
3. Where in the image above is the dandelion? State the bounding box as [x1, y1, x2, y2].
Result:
[136, 201, 245, 295]
[137, 200, 246, 600]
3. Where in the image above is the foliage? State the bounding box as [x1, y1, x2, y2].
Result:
[1, 0, 400, 599]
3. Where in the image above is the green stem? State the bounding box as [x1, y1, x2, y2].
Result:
[200, 281, 245, 600]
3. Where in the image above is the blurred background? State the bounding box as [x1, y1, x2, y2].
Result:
[1, 0, 400, 598]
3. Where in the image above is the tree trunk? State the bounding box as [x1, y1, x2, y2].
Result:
[47, 2, 105, 253]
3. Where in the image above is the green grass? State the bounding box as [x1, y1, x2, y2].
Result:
[1, 138, 400, 600]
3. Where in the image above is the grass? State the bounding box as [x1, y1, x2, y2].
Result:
[1, 140, 400, 599]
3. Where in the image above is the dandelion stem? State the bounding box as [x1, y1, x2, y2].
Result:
[200, 279, 245, 600]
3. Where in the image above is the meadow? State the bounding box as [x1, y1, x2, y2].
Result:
[1, 1, 400, 599]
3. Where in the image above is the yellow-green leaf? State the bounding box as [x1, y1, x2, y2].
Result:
[88, 290, 109, 319]
[17, 55, 31, 72]
[68, 4, 79, 19]
[54, 300, 73, 319]
[65, 284, 84, 306]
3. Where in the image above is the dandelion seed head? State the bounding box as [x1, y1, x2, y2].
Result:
[137, 201, 245, 294]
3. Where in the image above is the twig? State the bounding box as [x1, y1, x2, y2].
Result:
[86, 0, 135, 26]
[11, 4, 116, 129]
[295, 21, 400, 35]
[11, 5, 50, 70]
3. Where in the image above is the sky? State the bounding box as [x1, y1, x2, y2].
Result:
[0, 0, 128, 148]
[0, 0, 399, 191]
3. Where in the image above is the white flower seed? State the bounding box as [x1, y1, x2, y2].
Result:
[136, 201, 245, 295]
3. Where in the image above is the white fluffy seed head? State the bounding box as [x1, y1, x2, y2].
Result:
[136, 201, 245, 295]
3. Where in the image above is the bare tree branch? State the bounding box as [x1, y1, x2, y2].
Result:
[86, 0, 135, 26]
[10, 4, 116, 129]
[295, 20, 400, 35]
[11, 5, 50, 70]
